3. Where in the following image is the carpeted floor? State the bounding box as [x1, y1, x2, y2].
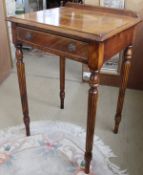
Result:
[0, 121, 127, 175]
[0, 49, 143, 175]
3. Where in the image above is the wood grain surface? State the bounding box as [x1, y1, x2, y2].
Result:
[7, 3, 140, 41]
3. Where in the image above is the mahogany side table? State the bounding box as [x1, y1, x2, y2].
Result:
[7, 3, 140, 174]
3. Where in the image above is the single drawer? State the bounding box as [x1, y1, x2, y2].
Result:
[16, 27, 88, 62]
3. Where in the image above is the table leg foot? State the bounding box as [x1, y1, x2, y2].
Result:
[84, 152, 92, 174]
[113, 45, 132, 134]
[24, 116, 30, 136]
[60, 92, 65, 109]
[113, 114, 121, 134]
[84, 71, 99, 174]
[60, 56, 65, 109]
[16, 44, 30, 136]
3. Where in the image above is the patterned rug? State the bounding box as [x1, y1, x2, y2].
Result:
[0, 121, 128, 175]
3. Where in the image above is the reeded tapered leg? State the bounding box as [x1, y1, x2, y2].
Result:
[113, 45, 133, 134]
[59, 56, 65, 109]
[84, 71, 99, 174]
[16, 44, 30, 136]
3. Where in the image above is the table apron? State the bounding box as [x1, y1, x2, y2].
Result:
[104, 27, 135, 61]
[15, 27, 88, 64]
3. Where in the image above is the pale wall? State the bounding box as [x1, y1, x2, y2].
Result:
[5, 0, 15, 16]
[85, 0, 143, 15]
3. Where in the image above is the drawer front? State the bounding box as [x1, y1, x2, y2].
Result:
[16, 27, 88, 62]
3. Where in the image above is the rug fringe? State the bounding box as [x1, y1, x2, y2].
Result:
[107, 159, 128, 175]
[94, 136, 128, 175]
[95, 136, 116, 158]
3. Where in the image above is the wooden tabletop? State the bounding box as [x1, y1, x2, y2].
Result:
[7, 3, 140, 41]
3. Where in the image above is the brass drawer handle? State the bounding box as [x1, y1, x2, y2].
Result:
[68, 43, 76, 52]
[25, 33, 32, 40]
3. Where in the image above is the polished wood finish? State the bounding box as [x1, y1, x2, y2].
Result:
[8, 4, 139, 42]
[84, 42, 104, 173]
[85, 70, 99, 174]
[0, 0, 11, 83]
[16, 44, 30, 136]
[16, 27, 88, 63]
[8, 3, 140, 174]
[113, 46, 133, 134]
[60, 56, 66, 109]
